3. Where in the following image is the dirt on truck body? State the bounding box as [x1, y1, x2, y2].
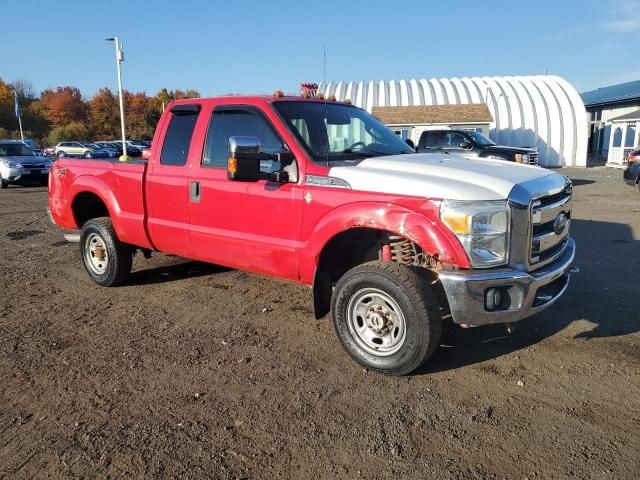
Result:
[1, 167, 639, 479]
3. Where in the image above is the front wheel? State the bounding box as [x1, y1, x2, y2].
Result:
[1, 176, 8, 189]
[80, 217, 132, 286]
[84, 150, 93, 159]
[331, 261, 442, 376]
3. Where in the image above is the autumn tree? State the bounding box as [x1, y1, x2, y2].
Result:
[88, 88, 119, 140]
[38, 86, 88, 127]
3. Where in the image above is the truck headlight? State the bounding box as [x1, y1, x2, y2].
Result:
[440, 200, 509, 268]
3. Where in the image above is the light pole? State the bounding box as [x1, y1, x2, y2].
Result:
[106, 37, 129, 161]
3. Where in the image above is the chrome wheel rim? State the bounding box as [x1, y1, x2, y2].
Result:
[84, 233, 109, 274]
[346, 288, 407, 357]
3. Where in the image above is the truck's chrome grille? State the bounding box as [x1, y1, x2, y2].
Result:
[529, 187, 572, 268]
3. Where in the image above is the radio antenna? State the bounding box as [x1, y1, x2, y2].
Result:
[323, 45, 327, 85]
[323, 45, 329, 167]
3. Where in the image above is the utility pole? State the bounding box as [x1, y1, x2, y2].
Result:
[14, 91, 24, 142]
[106, 37, 129, 161]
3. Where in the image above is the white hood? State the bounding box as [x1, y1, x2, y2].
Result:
[328, 153, 556, 201]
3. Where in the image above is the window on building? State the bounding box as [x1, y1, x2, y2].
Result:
[613, 127, 623, 148]
[625, 124, 636, 148]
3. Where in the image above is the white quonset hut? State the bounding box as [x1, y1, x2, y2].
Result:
[317, 75, 588, 167]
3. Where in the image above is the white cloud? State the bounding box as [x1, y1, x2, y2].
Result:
[606, 0, 640, 32]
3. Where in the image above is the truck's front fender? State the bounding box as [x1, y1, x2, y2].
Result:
[299, 201, 470, 285]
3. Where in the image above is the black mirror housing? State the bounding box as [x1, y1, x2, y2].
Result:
[460, 141, 473, 149]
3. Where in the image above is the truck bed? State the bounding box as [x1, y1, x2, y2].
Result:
[49, 157, 153, 249]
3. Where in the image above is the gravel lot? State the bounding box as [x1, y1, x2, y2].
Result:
[1, 167, 639, 479]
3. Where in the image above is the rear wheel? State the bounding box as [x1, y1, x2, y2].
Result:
[57, 151, 65, 158]
[84, 150, 93, 159]
[331, 261, 442, 376]
[80, 217, 132, 286]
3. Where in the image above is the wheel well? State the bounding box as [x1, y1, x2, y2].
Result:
[312, 228, 446, 319]
[72, 192, 110, 228]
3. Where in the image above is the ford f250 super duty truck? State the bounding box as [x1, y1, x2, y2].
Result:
[49, 94, 577, 375]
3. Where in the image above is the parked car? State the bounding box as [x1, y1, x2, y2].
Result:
[88, 142, 119, 158]
[94, 141, 125, 156]
[42, 146, 57, 156]
[129, 139, 152, 147]
[55, 142, 113, 159]
[416, 129, 540, 165]
[109, 140, 142, 156]
[0, 140, 52, 188]
[49, 95, 576, 376]
[623, 148, 640, 192]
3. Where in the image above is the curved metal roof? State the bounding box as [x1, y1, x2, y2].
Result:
[318, 75, 587, 167]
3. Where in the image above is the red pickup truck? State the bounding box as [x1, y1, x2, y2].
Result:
[49, 94, 576, 375]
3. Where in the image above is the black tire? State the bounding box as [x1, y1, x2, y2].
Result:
[79, 217, 132, 286]
[57, 151, 65, 158]
[0, 177, 7, 189]
[331, 261, 442, 376]
[84, 150, 93, 159]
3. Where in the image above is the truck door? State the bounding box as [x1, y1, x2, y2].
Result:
[440, 131, 469, 154]
[146, 104, 201, 258]
[188, 105, 303, 281]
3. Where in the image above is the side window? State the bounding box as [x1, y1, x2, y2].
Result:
[442, 132, 466, 149]
[202, 110, 283, 170]
[422, 132, 441, 149]
[160, 111, 199, 166]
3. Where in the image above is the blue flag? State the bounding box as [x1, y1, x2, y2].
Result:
[14, 91, 21, 118]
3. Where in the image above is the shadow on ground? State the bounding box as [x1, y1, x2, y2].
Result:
[420, 217, 640, 374]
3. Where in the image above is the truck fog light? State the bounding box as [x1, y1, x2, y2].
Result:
[485, 287, 504, 311]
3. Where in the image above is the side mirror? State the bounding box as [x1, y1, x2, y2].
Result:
[405, 138, 415, 150]
[459, 141, 473, 150]
[227, 136, 262, 182]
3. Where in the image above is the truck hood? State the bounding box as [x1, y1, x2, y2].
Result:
[328, 152, 556, 201]
[0, 155, 50, 164]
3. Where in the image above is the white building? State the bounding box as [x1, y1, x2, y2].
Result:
[317, 75, 588, 167]
[582, 80, 640, 166]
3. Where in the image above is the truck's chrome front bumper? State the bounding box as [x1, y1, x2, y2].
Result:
[438, 237, 576, 327]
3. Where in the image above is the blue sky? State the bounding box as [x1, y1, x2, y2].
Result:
[3, 0, 640, 97]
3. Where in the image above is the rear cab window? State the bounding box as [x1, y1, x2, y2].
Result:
[421, 131, 441, 150]
[160, 105, 201, 166]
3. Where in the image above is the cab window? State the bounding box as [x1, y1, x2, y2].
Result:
[160, 110, 199, 166]
[442, 132, 467, 150]
[421, 132, 441, 150]
[202, 109, 283, 172]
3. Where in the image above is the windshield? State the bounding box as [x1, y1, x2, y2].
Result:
[273, 101, 413, 164]
[467, 131, 495, 147]
[0, 143, 35, 156]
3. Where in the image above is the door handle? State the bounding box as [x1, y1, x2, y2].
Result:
[190, 181, 200, 203]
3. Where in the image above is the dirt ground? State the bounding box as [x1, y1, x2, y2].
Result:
[0, 167, 639, 480]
